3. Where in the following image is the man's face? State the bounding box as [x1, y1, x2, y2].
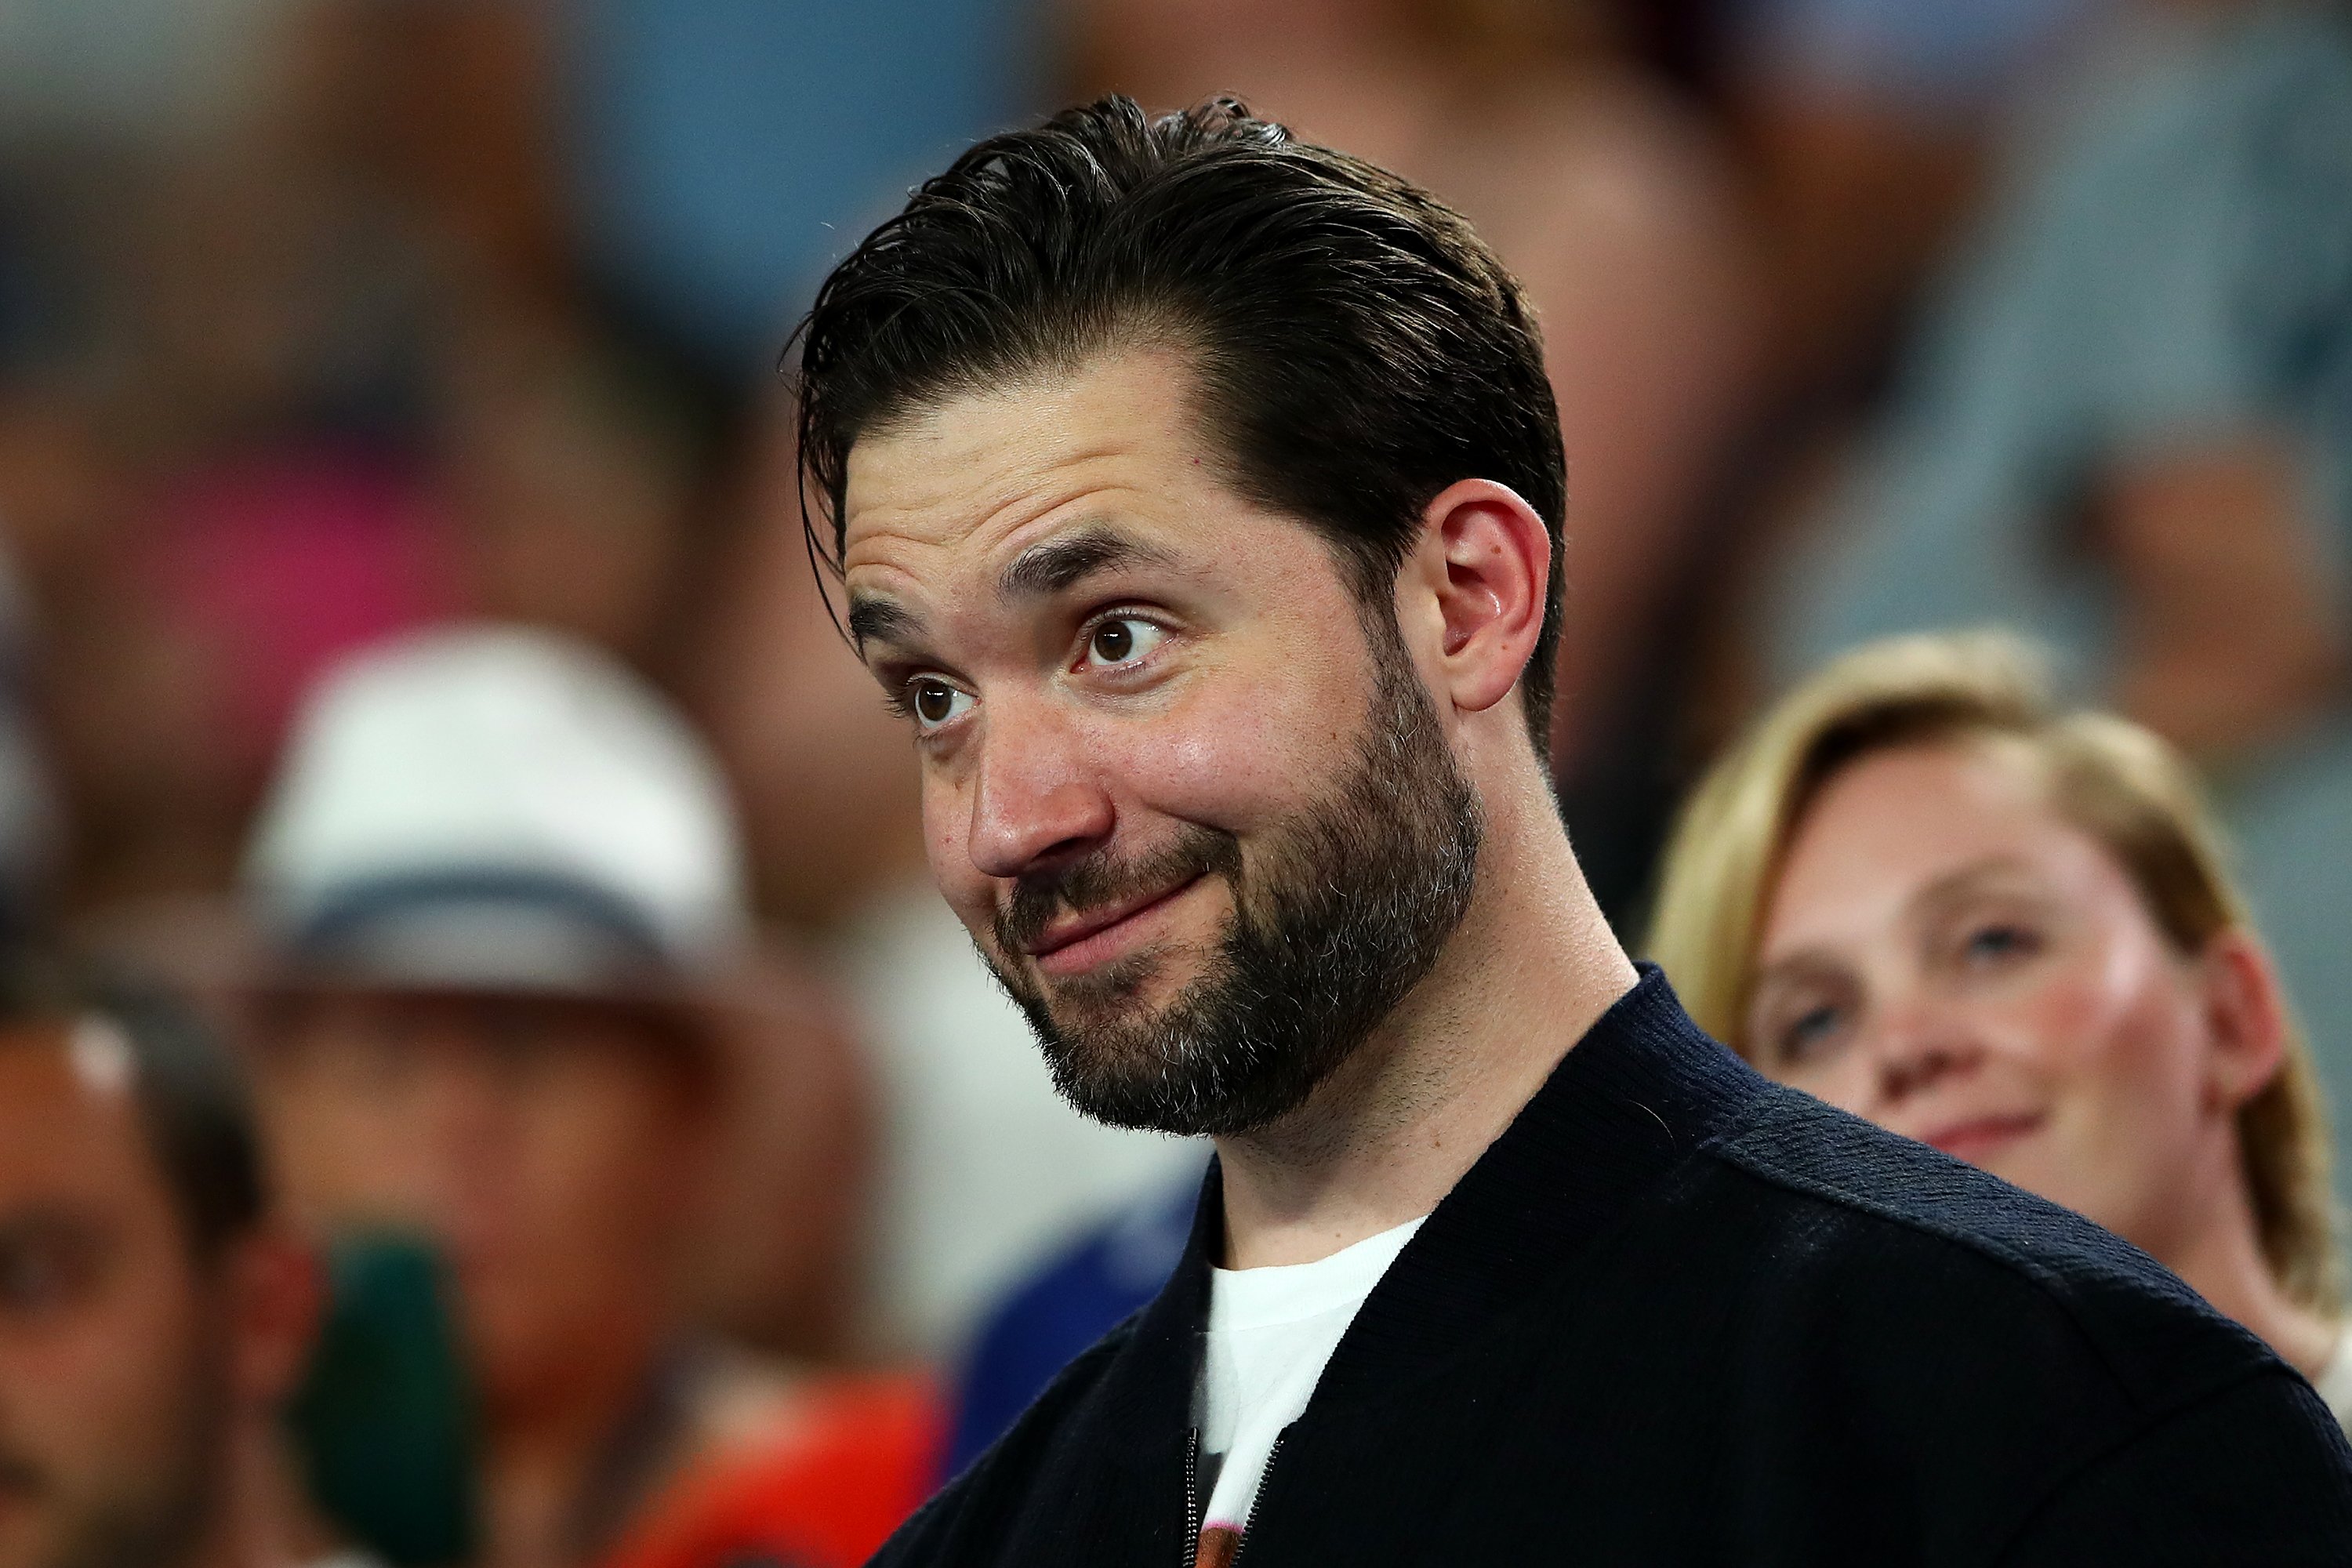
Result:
[0, 1026, 223, 1568]
[841, 349, 1481, 1136]
[255, 992, 705, 1414]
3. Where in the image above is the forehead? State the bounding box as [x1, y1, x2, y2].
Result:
[0, 1024, 161, 1211]
[1763, 741, 2127, 946]
[840, 349, 1250, 594]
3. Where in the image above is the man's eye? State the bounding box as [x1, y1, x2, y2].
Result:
[1080, 617, 1165, 670]
[906, 677, 974, 730]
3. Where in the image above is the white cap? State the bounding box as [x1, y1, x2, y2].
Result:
[243, 626, 751, 996]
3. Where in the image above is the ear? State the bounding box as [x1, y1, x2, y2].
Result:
[224, 1223, 325, 1408]
[2196, 931, 2289, 1112]
[1396, 478, 1551, 719]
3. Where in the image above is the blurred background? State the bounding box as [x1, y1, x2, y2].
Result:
[1, 0, 2347, 1559]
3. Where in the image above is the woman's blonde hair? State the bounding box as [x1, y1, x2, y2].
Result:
[1646, 630, 2342, 1313]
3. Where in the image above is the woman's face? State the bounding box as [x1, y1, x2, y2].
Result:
[1748, 739, 2268, 1263]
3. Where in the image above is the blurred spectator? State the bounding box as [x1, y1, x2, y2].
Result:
[557, 0, 1048, 394]
[239, 628, 931, 1568]
[1648, 633, 2350, 1421]
[0, 956, 346, 1567]
[1762, 0, 2352, 1185]
[0, 544, 58, 937]
[1723, 0, 2118, 394]
[0, 0, 729, 925]
[0, 0, 292, 150]
[1069, 0, 1759, 911]
[688, 416, 1205, 1361]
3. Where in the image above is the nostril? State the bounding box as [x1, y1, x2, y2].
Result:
[1883, 1040, 1976, 1102]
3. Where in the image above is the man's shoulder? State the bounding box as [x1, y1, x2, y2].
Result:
[868, 1316, 1139, 1566]
[1693, 1084, 2279, 1414]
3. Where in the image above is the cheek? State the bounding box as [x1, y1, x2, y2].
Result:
[1776, 1052, 1880, 1117]
[257, 1074, 416, 1228]
[509, 1076, 696, 1243]
[0, 1270, 204, 1485]
[1111, 609, 1373, 829]
[1984, 944, 2210, 1148]
[1997, 949, 2169, 1083]
[1104, 677, 1324, 827]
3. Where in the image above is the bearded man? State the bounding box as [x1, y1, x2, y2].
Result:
[0, 961, 332, 1568]
[797, 96, 2352, 1565]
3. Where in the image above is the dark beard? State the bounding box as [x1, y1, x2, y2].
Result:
[982, 613, 1483, 1137]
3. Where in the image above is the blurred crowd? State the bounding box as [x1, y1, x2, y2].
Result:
[0, 0, 2348, 1565]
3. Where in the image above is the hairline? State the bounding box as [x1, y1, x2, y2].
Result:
[0, 1012, 242, 1270]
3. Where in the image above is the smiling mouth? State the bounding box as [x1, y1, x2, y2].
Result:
[1022, 873, 1208, 977]
[1922, 1113, 2045, 1164]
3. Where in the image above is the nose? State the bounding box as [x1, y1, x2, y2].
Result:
[1870, 1000, 1986, 1105]
[964, 698, 1116, 880]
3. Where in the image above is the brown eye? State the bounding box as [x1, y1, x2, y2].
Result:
[1080, 616, 1163, 670]
[1091, 621, 1133, 663]
[909, 678, 969, 728]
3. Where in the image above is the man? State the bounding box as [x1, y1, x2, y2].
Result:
[0, 959, 329, 1568]
[793, 96, 2352, 1563]
[241, 626, 935, 1568]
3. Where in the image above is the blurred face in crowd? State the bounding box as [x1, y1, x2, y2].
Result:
[841, 350, 1483, 1137]
[256, 993, 710, 1414]
[0, 1025, 277, 1568]
[1745, 740, 2282, 1264]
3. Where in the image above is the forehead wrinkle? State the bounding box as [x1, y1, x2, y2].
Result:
[844, 426, 1159, 564]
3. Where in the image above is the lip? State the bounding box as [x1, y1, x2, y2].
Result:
[1920, 1112, 2045, 1164]
[1023, 873, 1207, 978]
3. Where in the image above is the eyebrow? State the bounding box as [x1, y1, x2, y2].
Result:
[845, 595, 927, 655]
[997, 524, 1177, 601]
[1751, 855, 2045, 983]
[1911, 855, 2045, 921]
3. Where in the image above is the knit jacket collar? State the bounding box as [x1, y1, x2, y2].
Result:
[1093, 964, 1768, 1465]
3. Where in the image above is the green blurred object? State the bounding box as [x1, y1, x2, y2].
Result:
[286, 1232, 479, 1567]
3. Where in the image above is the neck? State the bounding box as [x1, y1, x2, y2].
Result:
[480, 1312, 670, 1568]
[1215, 750, 1637, 1268]
[2159, 1150, 2339, 1380]
[183, 1421, 295, 1568]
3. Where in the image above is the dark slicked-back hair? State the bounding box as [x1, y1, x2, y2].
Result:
[791, 95, 1568, 747]
[1, 953, 266, 1263]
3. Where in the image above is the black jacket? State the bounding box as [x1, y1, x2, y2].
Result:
[876, 969, 2352, 1565]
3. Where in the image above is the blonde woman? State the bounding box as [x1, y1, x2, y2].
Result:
[1648, 630, 2351, 1422]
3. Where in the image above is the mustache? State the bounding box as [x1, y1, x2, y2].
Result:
[995, 823, 1242, 956]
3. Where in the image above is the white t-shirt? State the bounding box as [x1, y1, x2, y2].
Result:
[1192, 1216, 1426, 1563]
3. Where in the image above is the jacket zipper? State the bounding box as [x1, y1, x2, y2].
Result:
[1183, 1428, 1203, 1568]
[1226, 1430, 1286, 1567]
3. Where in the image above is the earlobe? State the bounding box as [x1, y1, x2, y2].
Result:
[1411, 479, 1551, 716]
